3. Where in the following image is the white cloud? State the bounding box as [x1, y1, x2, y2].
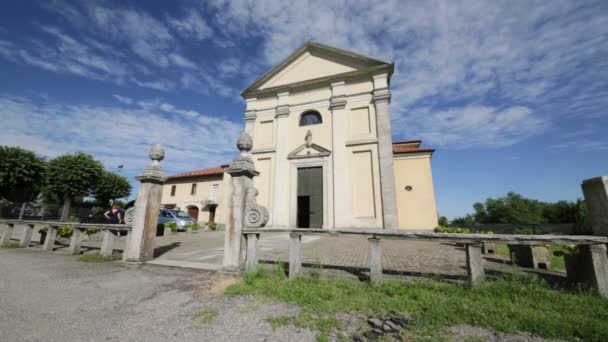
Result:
[0, 95, 242, 177]
[113, 94, 134, 105]
[395, 105, 549, 148]
[210, 0, 608, 148]
[168, 53, 197, 69]
[168, 11, 213, 41]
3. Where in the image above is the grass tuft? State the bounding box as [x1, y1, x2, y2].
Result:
[1, 242, 22, 248]
[226, 268, 608, 341]
[196, 308, 218, 324]
[77, 254, 122, 262]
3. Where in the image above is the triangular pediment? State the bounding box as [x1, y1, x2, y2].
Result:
[242, 42, 391, 95]
[288, 143, 332, 160]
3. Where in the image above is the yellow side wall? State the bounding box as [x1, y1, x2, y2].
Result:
[393, 154, 438, 230]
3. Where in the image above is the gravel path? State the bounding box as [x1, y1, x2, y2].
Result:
[0, 248, 315, 342]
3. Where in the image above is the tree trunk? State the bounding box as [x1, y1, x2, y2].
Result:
[61, 196, 71, 222]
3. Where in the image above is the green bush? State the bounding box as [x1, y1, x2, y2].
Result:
[57, 225, 73, 238]
[165, 221, 179, 232]
[184, 222, 200, 232]
[434, 226, 471, 233]
[38, 226, 49, 234]
[207, 221, 217, 230]
[84, 227, 100, 236]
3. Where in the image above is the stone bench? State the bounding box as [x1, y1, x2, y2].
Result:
[242, 228, 608, 297]
[1, 220, 131, 258]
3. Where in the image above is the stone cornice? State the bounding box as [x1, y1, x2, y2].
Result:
[275, 105, 290, 118]
[372, 89, 391, 104]
[242, 64, 394, 98]
[244, 110, 257, 121]
[329, 95, 347, 110]
[251, 147, 276, 154]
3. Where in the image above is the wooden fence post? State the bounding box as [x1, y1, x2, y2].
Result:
[100, 230, 115, 257]
[19, 224, 35, 247]
[68, 227, 83, 255]
[368, 238, 383, 283]
[466, 243, 485, 287]
[289, 233, 302, 279]
[42, 225, 57, 251]
[245, 233, 260, 271]
[1, 223, 14, 244]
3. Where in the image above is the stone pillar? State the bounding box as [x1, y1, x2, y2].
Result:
[289, 232, 302, 279]
[272, 92, 290, 227]
[368, 238, 383, 283]
[19, 224, 34, 247]
[373, 74, 399, 229]
[1, 223, 14, 244]
[245, 233, 260, 271]
[123, 145, 167, 262]
[330, 82, 348, 228]
[588, 244, 608, 298]
[68, 228, 83, 255]
[466, 243, 485, 287]
[581, 176, 608, 236]
[244, 97, 257, 137]
[100, 230, 115, 256]
[223, 132, 261, 270]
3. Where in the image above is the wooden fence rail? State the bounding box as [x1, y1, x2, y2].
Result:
[0, 219, 131, 257]
[243, 228, 608, 297]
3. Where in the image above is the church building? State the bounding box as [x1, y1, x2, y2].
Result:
[161, 42, 438, 230]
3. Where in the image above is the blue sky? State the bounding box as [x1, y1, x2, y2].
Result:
[0, 1, 607, 219]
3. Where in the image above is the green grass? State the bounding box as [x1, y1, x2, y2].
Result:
[1, 242, 22, 248]
[495, 244, 566, 271]
[195, 308, 218, 324]
[77, 253, 122, 262]
[225, 267, 608, 341]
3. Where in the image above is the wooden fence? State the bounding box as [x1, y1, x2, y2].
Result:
[0, 219, 131, 257]
[242, 228, 608, 297]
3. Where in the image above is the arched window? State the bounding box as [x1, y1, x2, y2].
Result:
[299, 111, 322, 126]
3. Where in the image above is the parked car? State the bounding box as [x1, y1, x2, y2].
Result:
[157, 209, 196, 232]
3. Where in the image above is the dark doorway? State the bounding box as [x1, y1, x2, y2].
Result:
[297, 167, 323, 228]
[209, 206, 216, 222]
[187, 207, 199, 221]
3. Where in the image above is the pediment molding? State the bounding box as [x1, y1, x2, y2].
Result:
[287, 130, 331, 160]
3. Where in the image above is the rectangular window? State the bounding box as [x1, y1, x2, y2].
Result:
[191, 183, 197, 195]
[170, 185, 176, 196]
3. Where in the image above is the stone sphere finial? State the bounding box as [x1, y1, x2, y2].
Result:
[149, 144, 165, 162]
[237, 132, 253, 154]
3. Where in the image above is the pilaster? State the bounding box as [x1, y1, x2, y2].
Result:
[272, 91, 291, 227]
[330, 81, 349, 228]
[373, 73, 399, 229]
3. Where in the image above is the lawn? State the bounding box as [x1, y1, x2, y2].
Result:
[226, 267, 608, 341]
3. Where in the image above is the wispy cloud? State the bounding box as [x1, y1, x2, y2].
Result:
[0, 94, 241, 176]
[168, 10, 213, 41]
[210, 0, 608, 148]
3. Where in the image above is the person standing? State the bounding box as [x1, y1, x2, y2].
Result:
[104, 205, 123, 224]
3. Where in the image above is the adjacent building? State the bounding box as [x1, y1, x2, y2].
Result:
[162, 42, 438, 230]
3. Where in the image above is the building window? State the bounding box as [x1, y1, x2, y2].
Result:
[299, 111, 322, 126]
[170, 185, 176, 196]
[191, 183, 197, 195]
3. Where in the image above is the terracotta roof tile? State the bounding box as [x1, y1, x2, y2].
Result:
[167, 166, 226, 180]
[392, 140, 435, 155]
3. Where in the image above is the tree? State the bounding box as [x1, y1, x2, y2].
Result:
[93, 171, 132, 207]
[474, 192, 546, 224]
[44, 152, 103, 221]
[438, 216, 449, 227]
[0, 146, 47, 202]
[451, 214, 475, 227]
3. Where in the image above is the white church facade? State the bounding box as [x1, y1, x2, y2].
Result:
[162, 42, 438, 230]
